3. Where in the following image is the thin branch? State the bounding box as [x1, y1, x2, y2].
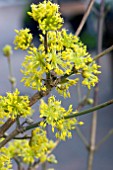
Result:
[2, 134, 31, 140]
[87, 1, 105, 170]
[87, 91, 98, 170]
[65, 99, 113, 119]
[42, 162, 47, 170]
[75, 89, 91, 148]
[23, 121, 41, 132]
[92, 6, 99, 17]
[14, 157, 24, 170]
[95, 129, 113, 151]
[0, 121, 41, 148]
[75, 0, 95, 36]
[76, 126, 89, 148]
[0, 118, 15, 138]
[93, 45, 113, 61]
[0, 128, 19, 148]
[44, 32, 48, 54]
[7, 56, 16, 92]
[76, 89, 91, 110]
[76, 82, 82, 103]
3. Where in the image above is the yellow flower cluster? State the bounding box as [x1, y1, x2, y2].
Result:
[28, 0, 63, 33]
[56, 78, 79, 98]
[14, 28, 33, 50]
[0, 147, 12, 170]
[8, 128, 57, 164]
[0, 89, 32, 121]
[29, 128, 57, 163]
[21, 47, 47, 91]
[40, 96, 77, 140]
[21, 29, 100, 92]
[82, 63, 101, 89]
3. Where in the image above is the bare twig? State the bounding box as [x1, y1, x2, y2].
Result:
[93, 45, 113, 61]
[87, 93, 98, 170]
[66, 99, 113, 119]
[95, 129, 113, 150]
[2, 134, 31, 140]
[0, 118, 15, 138]
[76, 82, 82, 103]
[0, 128, 20, 148]
[7, 56, 16, 92]
[14, 157, 24, 170]
[75, 89, 91, 147]
[87, 1, 105, 170]
[75, 0, 95, 36]
[76, 89, 91, 111]
[76, 126, 89, 148]
[74, 1, 94, 149]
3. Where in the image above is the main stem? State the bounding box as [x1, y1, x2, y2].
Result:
[87, 1, 105, 170]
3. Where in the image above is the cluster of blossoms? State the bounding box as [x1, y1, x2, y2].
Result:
[0, 147, 12, 170]
[28, 0, 63, 34]
[20, 29, 100, 94]
[14, 28, 33, 50]
[82, 63, 101, 89]
[40, 96, 81, 140]
[21, 46, 47, 91]
[13, 0, 101, 94]
[56, 78, 79, 98]
[8, 128, 57, 164]
[0, 89, 32, 122]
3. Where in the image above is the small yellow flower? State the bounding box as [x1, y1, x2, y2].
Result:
[79, 121, 84, 126]
[14, 28, 33, 50]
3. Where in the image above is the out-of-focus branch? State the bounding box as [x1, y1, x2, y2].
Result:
[75, 0, 95, 148]
[75, 0, 95, 36]
[93, 45, 113, 61]
[95, 129, 113, 150]
[75, 89, 91, 148]
[76, 126, 89, 148]
[7, 56, 16, 92]
[87, 1, 105, 170]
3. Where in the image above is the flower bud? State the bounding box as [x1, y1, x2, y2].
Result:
[3, 45, 12, 57]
